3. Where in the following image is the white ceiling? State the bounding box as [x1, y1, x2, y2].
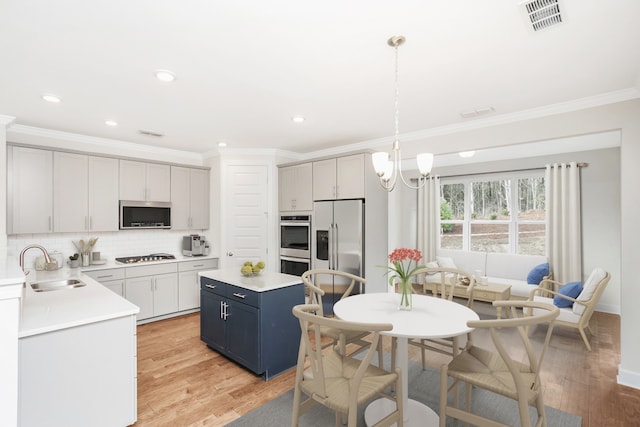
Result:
[1, 0, 639, 157]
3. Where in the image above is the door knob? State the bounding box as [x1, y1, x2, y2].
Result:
[227, 252, 234, 256]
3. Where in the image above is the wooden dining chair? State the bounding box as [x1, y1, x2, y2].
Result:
[407, 267, 477, 368]
[439, 300, 559, 427]
[291, 304, 403, 427]
[301, 269, 382, 364]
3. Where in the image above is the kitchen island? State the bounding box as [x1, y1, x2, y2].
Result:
[199, 269, 304, 380]
[19, 268, 139, 427]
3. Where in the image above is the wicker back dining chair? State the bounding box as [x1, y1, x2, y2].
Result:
[291, 304, 403, 427]
[408, 267, 477, 368]
[301, 269, 382, 364]
[439, 300, 559, 427]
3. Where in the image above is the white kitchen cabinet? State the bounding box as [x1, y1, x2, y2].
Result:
[88, 156, 120, 231]
[312, 154, 364, 200]
[53, 153, 119, 232]
[19, 315, 137, 427]
[119, 160, 171, 202]
[83, 268, 125, 297]
[7, 146, 53, 234]
[125, 263, 178, 321]
[171, 166, 210, 229]
[278, 162, 313, 212]
[178, 258, 218, 311]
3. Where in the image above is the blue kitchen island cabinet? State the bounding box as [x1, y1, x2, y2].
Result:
[199, 269, 304, 380]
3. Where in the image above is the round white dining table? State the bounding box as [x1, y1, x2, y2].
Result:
[333, 292, 479, 427]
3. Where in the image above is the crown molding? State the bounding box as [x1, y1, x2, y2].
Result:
[303, 87, 640, 159]
[0, 115, 16, 126]
[7, 124, 203, 164]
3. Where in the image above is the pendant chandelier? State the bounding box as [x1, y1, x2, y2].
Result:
[372, 35, 433, 191]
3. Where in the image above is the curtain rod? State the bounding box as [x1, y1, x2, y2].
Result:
[412, 162, 589, 181]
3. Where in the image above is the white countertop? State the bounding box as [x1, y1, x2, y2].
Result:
[199, 269, 302, 292]
[36, 254, 219, 274]
[0, 256, 26, 287]
[19, 268, 140, 338]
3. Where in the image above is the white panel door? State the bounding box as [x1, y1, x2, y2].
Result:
[224, 165, 269, 270]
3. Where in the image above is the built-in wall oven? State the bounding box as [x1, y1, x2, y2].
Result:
[280, 215, 311, 276]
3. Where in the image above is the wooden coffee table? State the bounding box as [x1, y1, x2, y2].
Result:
[423, 280, 511, 303]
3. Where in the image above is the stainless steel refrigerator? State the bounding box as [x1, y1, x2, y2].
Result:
[312, 199, 364, 314]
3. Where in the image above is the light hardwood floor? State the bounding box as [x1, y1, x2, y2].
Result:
[133, 303, 640, 427]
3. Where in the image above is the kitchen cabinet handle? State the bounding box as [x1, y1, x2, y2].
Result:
[90, 216, 93, 230]
[193, 264, 204, 268]
[205, 284, 216, 289]
[232, 292, 246, 299]
[220, 301, 228, 320]
[48, 216, 52, 231]
[85, 216, 88, 230]
[97, 275, 114, 279]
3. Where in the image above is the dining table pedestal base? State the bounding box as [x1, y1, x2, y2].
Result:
[364, 397, 439, 427]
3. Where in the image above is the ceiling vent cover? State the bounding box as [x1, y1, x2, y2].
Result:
[521, 0, 563, 32]
[139, 129, 164, 138]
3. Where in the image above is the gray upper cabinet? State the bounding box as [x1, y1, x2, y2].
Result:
[88, 156, 120, 231]
[119, 160, 170, 202]
[278, 162, 312, 212]
[53, 153, 119, 232]
[7, 146, 53, 234]
[171, 166, 209, 229]
[312, 154, 364, 200]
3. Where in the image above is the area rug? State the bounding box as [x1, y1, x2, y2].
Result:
[226, 359, 582, 427]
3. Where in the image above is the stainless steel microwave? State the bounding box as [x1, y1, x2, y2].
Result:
[119, 200, 172, 229]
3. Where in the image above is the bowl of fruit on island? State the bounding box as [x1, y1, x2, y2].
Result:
[240, 261, 265, 276]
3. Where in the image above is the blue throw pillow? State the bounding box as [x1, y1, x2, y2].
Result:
[527, 262, 550, 285]
[553, 281, 583, 308]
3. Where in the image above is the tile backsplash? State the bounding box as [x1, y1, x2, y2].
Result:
[8, 229, 209, 268]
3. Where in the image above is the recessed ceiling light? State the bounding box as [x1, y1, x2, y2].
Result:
[155, 69, 176, 82]
[292, 116, 305, 123]
[42, 94, 61, 103]
[218, 142, 227, 148]
[459, 151, 476, 158]
[105, 120, 118, 126]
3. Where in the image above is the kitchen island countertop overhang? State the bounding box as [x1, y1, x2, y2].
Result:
[198, 268, 303, 292]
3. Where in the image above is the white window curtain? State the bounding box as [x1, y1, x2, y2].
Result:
[417, 175, 440, 264]
[545, 162, 582, 283]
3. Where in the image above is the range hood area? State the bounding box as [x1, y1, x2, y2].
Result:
[119, 200, 172, 230]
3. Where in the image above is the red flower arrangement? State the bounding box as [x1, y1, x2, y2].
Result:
[380, 248, 425, 309]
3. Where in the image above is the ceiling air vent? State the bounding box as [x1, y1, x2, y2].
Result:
[138, 129, 164, 138]
[521, 0, 563, 32]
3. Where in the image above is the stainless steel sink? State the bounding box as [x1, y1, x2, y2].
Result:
[31, 279, 86, 292]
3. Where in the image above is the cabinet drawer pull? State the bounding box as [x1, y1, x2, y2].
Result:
[97, 275, 114, 279]
[205, 284, 217, 289]
[232, 292, 246, 299]
[193, 264, 204, 268]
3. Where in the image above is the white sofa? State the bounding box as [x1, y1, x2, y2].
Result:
[430, 249, 550, 300]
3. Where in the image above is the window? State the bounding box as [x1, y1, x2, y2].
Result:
[440, 173, 545, 255]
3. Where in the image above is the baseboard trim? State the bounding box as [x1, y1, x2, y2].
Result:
[617, 366, 640, 390]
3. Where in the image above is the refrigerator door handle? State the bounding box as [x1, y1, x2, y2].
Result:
[328, 223, 334, 270]
[334, 223, 339, 271]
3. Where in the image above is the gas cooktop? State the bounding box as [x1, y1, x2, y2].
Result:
[115, 253, 176, 264]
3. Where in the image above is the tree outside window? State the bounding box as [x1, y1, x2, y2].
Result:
[440, 174, 545, 256]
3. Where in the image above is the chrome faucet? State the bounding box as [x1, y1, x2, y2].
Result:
[19, 244, 52, 274]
